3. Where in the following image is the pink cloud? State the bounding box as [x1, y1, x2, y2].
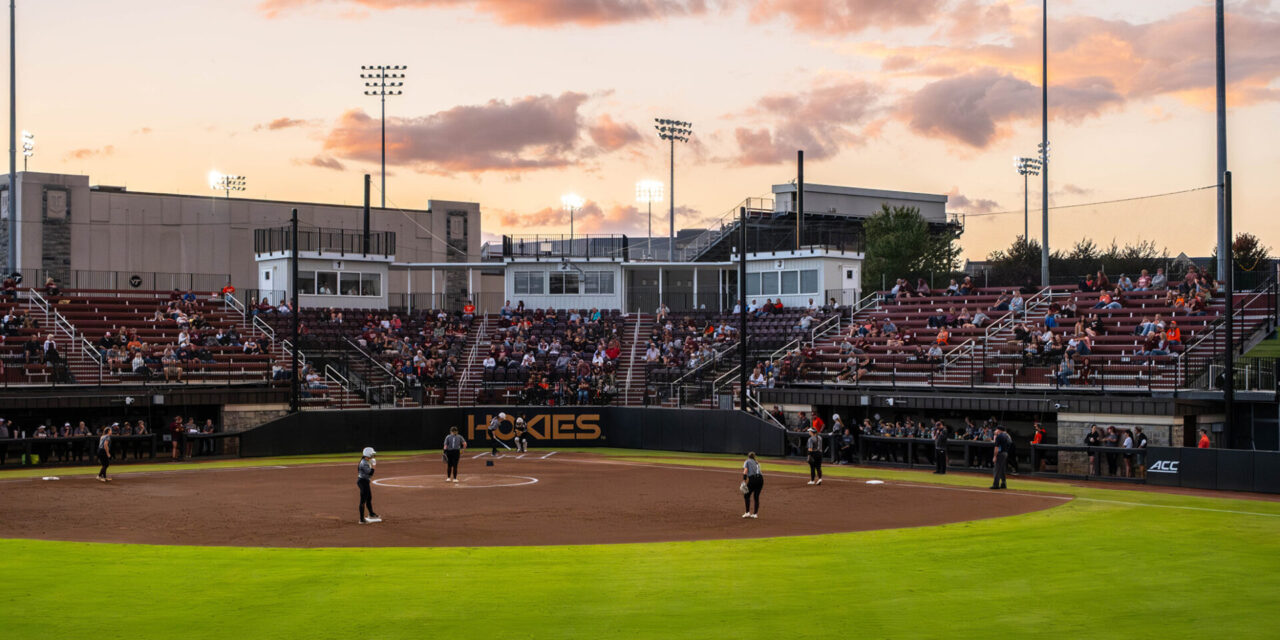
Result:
[732, 81, 880, 165]
[295, 155, 346, 171]
[945, 187, 1000, 214]
[323, 92, 634, 174]
[492, 200, 660, 235]
[901, 70, 1122, 148]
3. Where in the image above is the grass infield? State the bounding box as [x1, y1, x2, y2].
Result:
[1, 449, 1278, 639]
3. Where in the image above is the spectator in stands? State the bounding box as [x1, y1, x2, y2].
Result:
[0, 275, 14, 299]
[915, 278, 931, 296]
[1117, 274, 1134, 292]
[957, 277, 974, 296]
[1052, 359, 1074, 387]
[1010, 290, 1025, 314]
[1151, 267, 1167, 290]
[943, 279, 959, 296]
[43, 277, 61, 297]
[1165, 321, 1182, 347]
[1136, 270, 1152, 291]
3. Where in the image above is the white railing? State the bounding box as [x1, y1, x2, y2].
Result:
[807, 314, 841, 345]
[222, 292, 247, 317]
[853, 290, 881, 314]
[253, 315, 276, 342]
[456, 315, 488, 404]
[624, 313, 644, 399]
[746, 393, 787, 430]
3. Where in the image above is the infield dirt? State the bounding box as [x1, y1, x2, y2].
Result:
[0, 453, 1066, 547]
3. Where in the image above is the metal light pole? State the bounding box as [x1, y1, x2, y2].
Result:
[655, 118, 692, 261]
[1223, 170, 1234, 444]
[7, 0, 15, 276]
[208, 171, 245, 199]
[20, 129, 31, 171]
[1015, 156, 1041, 242]
[636, 180, 663, 259]
[289, 207, 300, 414]
[1039, 0, 1050, 287]
[1215, 0, 1228, 280]
[361, 65, 405, 209]
[561, 193, 584, 251]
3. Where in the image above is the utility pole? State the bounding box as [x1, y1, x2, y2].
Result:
[1215, 0, 1228, 281]
[796, 150, 804, 250]
[1039, 0, 1050, 287]
[290, 208, 300, 414]
[7, 0, 15, 275]
[1224, 171, 1234, 445]
[362, 174, 371, 256]
[738, 205, 748, 413]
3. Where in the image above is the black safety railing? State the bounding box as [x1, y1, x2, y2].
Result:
[501, 234, 629, 260]
[254, 227, 396, 257]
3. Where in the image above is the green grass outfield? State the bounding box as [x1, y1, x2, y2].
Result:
[2, 449, 1279, 639]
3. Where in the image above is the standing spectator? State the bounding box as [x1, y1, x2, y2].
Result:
[169, 416, 184, 460]
[829, 413, 846, 463]
[1104, 426, 1120, 476]
[838, 428, 856, 465]
[1084, 425, 1102, 476]
[1031, 422, 1048, 471]
[1121, 429, 1135, 477]
[740, 452, 763, 519]
[990, 427, 1011, 490]
[932, 420, 949, 475]
[1198, 429, 1211, 449]
[0, 418, 8, 465]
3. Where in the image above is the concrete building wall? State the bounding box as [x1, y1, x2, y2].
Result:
[6, 172, 482, 298]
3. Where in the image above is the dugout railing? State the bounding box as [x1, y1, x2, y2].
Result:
[856, 435, 1006, 472]
[1028, 444, 1148, 483]
[0, 432, 238, 467]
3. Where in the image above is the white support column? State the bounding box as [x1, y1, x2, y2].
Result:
[692, 267, 698, 310]
[658, 268, 664, 308]
[468, 268, 474, 307]
[430, 268, 436, 308]
[718, 268, 723, 311]
[408, 269, 413, 315]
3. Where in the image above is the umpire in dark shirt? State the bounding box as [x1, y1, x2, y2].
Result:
[932, 420, 948, 474]
[990, 427, 1012, 489]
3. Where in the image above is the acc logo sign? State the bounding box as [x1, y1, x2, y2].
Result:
[1148, 459, 1179, 474]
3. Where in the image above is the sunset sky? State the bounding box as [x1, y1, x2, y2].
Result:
[10, 0, 1280, 260]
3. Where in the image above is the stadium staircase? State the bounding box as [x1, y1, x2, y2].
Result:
[446, 315, 488, 406]
[618, 312, 651, 405]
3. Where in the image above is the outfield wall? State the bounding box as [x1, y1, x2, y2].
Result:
[239, 407, 787, 458]
[1144, 446, 1280, 494]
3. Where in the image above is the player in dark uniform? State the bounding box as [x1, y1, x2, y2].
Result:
[932, 420, 949, 474]
[805, 428, 823, 485]
[513, 416, 529, 453]
[991, 428, 1011, 489]
[443, 427, 466, 483]
[96, 425, 113, 482]
[357, 447, 381, 524]
[741, 452, 763, 518]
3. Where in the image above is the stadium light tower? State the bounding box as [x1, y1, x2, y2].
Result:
[1014, 156, 1041, 242]
[361, 64, 405, 209]
[635, 179, 663, 259]
[20, 129, 31, 171]
[561, 193, 584, 247]
[208, 171, 246, 198]
[654, 118, 692, 261]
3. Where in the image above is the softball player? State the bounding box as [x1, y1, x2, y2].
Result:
[443, 426, 466, 483]
[741, 452, 763, 518]
[357, 447, 381, 524]
[806, 428, 823, 485]
[488, 412, 510, 456]
[96, 426, 113, 483]
[513, 416, 529, 453]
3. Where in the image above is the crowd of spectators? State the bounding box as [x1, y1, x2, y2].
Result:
[492, 302, 623, 406]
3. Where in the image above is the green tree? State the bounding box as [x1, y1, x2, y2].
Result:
[862, 204, 960, 290]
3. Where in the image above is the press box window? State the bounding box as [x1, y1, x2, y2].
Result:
[514, 271, 544, 295]
[781, 271, 798, 295]
[316, 271, 338, 295]
[760, 272, 779, 296]
[745, 273, 761, 296]
[360, 274, 381, 296]
[296, 271, 316, 295]
[583, 271, 614, 294]
[800, 269, 818, 294]
[550, 272, 580, 295]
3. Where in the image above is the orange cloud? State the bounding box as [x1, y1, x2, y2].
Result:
[255, 117, 311, 131]
[945, 187, 1000, 215]
[587, 114, 643, 152]
[750, 0, 944, 33]
[64, 145, 115, 160]
[259, 0, 709, 26]
[296, 155, 346, 171]
[492, 200, 671, 235]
